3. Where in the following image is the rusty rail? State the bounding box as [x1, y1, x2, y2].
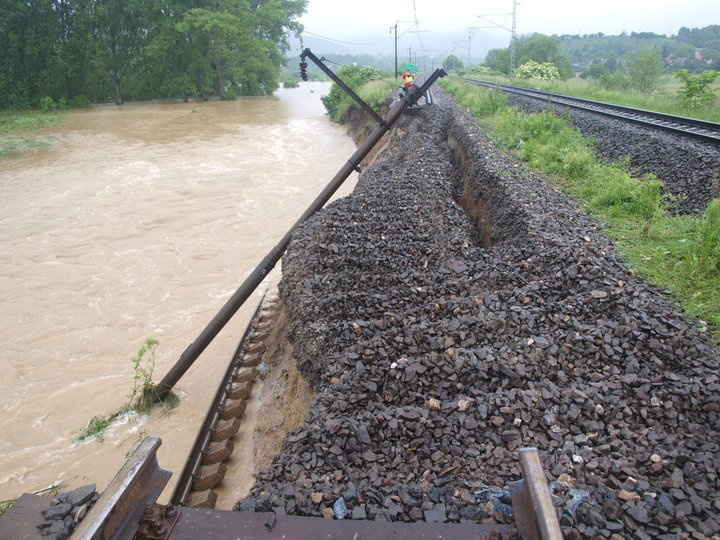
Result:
[72, 436, 172, 540]
[73, 437, 562, 539]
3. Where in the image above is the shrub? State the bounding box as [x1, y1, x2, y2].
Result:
[439, 79, 507, 116]
[675, 69, 720, 109]
[627, 48, 664, 94]
[515, 61, 560, 81]
[39, 96, 56, 112]
[321, 65, 387, 120]
[222, 88, 238, 100]
[467, 65, 504, 77]
[598, 71, 631, 91]
[69, 95, 90, 108]
[283, 79, 300, 88]
[692, 198, 720, 274]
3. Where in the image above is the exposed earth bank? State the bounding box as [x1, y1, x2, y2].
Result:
[239, 87, 720, 538]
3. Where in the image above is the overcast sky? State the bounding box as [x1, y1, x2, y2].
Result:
[299, 0, 719, 56]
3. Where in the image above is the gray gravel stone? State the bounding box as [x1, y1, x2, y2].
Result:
[237, 86, 720, 539]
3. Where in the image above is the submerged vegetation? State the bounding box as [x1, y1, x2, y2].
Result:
[441, 78, 720, 334]
[0, 109, 65, 159]
[76, 339, 178, 442]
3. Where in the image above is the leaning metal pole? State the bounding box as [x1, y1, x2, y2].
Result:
[154, 69, 447, 401]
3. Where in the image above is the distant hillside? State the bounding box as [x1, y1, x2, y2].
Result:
[559, 25, 720, 72]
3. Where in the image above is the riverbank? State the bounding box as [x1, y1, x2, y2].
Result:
[240, 87, 719, 538]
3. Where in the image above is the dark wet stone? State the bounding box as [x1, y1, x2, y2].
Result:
[236, 85, 720, 537]
[423, 503, 447, 523]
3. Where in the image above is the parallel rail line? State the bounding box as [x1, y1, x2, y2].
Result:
[462, 78, 720, 144]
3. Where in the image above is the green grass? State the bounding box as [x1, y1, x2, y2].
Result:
[457, 74, 720, 122]
[0, 499, 13, 516]
[76, 411, 125, 442]
[0, 109, 64, 159]
[441, 79, 720, 336]
[332, 79, 396, 123]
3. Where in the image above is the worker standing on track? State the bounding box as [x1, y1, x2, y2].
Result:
[402, 69, 414, 90]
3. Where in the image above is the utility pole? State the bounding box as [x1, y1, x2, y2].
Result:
[510, 0, 518, 76]
[467, 27, 479, 67]
[393, 23, 398, 80]
[477, 1, 518, 75]
[393, 20, 416, 77]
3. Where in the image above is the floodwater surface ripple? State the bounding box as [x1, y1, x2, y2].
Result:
[0, 82, 357, 506]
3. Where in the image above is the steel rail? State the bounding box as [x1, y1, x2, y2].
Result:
[462, 77, 720, 144]
[153, 69, 447, 401]
[169, 293, 267, 507]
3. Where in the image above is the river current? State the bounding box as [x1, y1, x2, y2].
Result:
[0, 82, 357, 506]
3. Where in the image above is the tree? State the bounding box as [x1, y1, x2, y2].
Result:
[516, 35, 574, 78]
[483, 34, 573, 78]
[483, 48, 510, 75]
[675, 69, 720, 109]
[586, 61, 608, 79]
[0, 0, 308, 107]
[627, 47, 664, 93]
[320, 64, 384, 120]
[90, 0, 150, 104]
[443, 55, 463, 71]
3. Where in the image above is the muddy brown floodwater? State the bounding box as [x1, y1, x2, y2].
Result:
[0, 82, 357, 508]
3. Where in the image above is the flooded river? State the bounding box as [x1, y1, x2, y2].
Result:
[0, 83, 357, 507]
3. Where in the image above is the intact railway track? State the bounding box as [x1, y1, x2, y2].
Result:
[462, 78, 720, 144]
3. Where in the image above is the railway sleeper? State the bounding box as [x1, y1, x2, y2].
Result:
[219, 398, 247, 420]
[186, 489, 217, 509]
[210, 417, 241, 441]
[226, 380, 253, 400]
[245, 341, 267, 357]
[232, 365, 258, 384]
[240, 351, 263, 368]
[172, 294, 280, 510]
[192, 462, 227, 491]
[202, 439, 234, 465]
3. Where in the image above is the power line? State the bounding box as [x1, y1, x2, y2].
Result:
[302, 30, 391, 46]
[217, 0, 391, 48]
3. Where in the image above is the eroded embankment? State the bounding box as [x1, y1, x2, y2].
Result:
[240, 89, 720, 538]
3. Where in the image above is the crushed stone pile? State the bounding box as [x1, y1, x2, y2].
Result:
[238, 89, 719, 539]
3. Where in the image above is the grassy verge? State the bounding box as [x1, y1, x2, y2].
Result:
[0, 109, 65, 159]
[441, 78, 720, 337]
[331, 78, 396, 123]
[457, 74, 720, 123]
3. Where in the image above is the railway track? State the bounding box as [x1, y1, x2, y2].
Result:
[0, 67, 569, 540]
[461, 77, 720, 144]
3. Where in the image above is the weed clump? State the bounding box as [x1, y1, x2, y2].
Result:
[75, 339, 178, 443]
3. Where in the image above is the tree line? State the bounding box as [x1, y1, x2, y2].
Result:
[480, 25, 720, 79]
[0, 0, 307, 108]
